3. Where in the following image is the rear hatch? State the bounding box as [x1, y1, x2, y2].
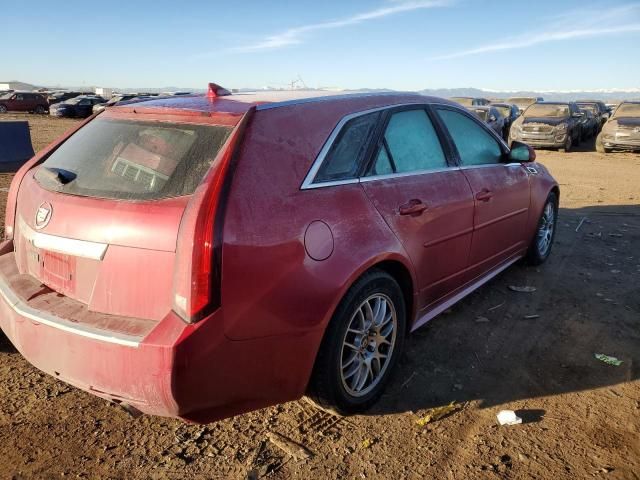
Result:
[12, 111, 233, 325]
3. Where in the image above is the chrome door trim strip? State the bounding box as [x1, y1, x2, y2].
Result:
[0, 273, 141, 347]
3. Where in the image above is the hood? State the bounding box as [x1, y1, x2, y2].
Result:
[523, 117, 568, 126]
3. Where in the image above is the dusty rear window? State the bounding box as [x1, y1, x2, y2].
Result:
[35, 118, 232, 200]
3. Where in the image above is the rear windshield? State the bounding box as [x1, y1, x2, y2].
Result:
[35, 118, 232, 200]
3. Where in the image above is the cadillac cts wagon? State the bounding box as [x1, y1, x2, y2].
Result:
[0, 85, 559, 422]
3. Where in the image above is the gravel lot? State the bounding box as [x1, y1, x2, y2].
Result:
[1, 114, 639, 479]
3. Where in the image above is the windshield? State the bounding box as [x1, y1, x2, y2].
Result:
[525, 104, 570, 118]
[35, 118, 232, 200]
[613, 104, 640, 118]
[579, 105, 597, 114]
[0, 93, 12, 99]
[473, 109, 488, 120]
[495, 106, 511, 118]
[450, 97, 473, 106]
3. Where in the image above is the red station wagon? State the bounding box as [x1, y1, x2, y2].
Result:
[0, 85, 559, 422]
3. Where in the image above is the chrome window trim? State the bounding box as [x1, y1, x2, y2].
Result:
[360, 166, 459, 183]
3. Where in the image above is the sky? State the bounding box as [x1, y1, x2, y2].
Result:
[2, 0, 640, 91]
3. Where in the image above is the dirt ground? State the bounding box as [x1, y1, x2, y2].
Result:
[0, 114, 639, 480]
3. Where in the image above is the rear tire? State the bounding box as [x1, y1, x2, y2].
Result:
[526, 192, 558, 265]
[308, 270, 406, 415]
[0, 105, 7, 113]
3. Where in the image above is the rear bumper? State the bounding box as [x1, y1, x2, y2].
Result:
[0, 245, 322, 422]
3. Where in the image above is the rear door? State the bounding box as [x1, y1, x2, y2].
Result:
[433, 106, 531, 277]
[360, 106, 475, 309]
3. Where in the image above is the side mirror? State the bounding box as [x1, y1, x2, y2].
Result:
[509, 141, 536, 163]
[489, 115, 497, 122]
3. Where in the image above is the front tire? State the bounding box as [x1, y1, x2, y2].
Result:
[595, 133, 609, 153]
[308, 270, 406, 414]
[34, 105, 46, 114]
[526, 192, 558, 265]
[559, 134, 572, 152]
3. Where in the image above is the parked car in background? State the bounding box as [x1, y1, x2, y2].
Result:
[470, 105, 507, 139]
[49, 95, 106, 118]
[596, 101, 640, 153]
[449, 97, 491, 107]
[577, 106, 599, 140]
[0, 87, 559, 423]
[576, 100, 610, 129]
[92, 94, 155, 114]
[490, 103, 520, 138]
[0, 92, 48, 114]
[47, 91, 87, 106]
[506, 97, 544, 114]
[510, 101, 582, 151]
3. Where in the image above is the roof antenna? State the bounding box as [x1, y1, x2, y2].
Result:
[207, 82, 231, 98]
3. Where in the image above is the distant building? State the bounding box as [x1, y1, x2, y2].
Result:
[0, 81, 37, 91]
[95, 87, 113, 98]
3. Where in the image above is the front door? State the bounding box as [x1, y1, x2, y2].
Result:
[360, 107, 475, 310]
[434, 106, 531, 277]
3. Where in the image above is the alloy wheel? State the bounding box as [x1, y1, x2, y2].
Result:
[536, 201, 555, 256]
[340, 294, 397, 398]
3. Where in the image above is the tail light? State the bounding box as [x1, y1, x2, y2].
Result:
[172, 107, 255, 323]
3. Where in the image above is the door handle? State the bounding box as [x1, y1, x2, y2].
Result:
[399, 199, 428, 216]
[475, 189, 493, 202]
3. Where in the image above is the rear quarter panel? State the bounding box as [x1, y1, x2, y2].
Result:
[221, 103, 416, 341]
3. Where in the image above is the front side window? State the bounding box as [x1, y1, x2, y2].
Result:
[35, 118, 232, 200]
[371, 109, 447, 176]
[436, 108, 502, 166]
[314, 112, 380, 183]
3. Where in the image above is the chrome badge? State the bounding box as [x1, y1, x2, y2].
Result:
[35, 202, 53, 229]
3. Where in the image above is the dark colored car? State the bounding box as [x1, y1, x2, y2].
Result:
[506, 97, 544, 114]
[510, 101, 583, 151]
[577, 107, 599, 140]
[576, 100, 610, 129]
[47, 91, 87, 106]
[490, 103, 520, 137]
[470, 106, 507, 139]
[0, 86, 559, 422]
[49, 95, 106, 118]
[596, 101, 640, 153]
[92, 94, 156, 114]
[449, 96, 491, 107]
[0, 92, 49, 114]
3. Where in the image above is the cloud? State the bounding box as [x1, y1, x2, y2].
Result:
[432, 3, 640, 60]
[232, 0, 452, 52]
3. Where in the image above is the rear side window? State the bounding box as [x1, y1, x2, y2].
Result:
[372, 109, 447, 175]
[436, 109, 502, 166]
[35, 118, 232, 200]
[314, 112, 380, 182]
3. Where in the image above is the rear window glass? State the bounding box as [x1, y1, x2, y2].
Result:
[314, 112, 380, 183]
[34, 118, 232, 200]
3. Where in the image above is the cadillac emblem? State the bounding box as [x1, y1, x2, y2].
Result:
[35, 202, 53, 229]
